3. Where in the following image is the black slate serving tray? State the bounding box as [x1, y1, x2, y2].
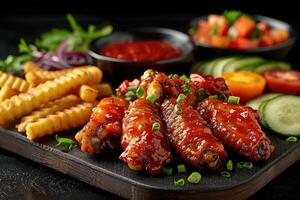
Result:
[0, 127, 299, 200]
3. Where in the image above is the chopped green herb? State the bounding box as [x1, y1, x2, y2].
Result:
[163, 167, 173, 176]
[237, 162, 253, 169]
[146, 93, 156, 104]
[136, 86, 145, 98]
[176, 94, 186, 103]
[286, 136, 297, 142]
[152, 122, 161, 132]
[197, 88, 205, 100]
[181, 84, 190, 94]
[226, 160, 233, 171]
[125, 91, 136, 101]
[210, 24, 219, 37]
[250, 28, 264, 40]
[127, 85, 138, 92]
[227, 96, 240, 104]
[223, 10, 242, 26]
[187, 172, 202, 184]
[55, 135, 77, 152]
[209, 95, 218, 99]
[221, 171, 231, 178]
[174, 104, 182, 115]
[177, 164, 186, 173]
[174, 178, 185, 186]
[180, 74, 188, 81]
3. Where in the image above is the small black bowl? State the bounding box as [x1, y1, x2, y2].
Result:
[189, 15, 296, 60]
[89, 27, 195, 81]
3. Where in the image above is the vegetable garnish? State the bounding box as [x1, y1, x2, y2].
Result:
[174, 178, 185, 186]
[221, 171, 231, 178]
[146, 93, 156, 104]
[55, 135, 77, 152]
[176, 94, 186, 103]
[124, 91, 136, 101]
[127, 85, 138, 92]
[174, 104, 182, 115]
[181, 84, 191, 94]
[177, 164, 187, 173]
[187, 172, 202, 184]
[226, 160, 233, 171]
[152, 122, 161, 132]
[227, 96, 240, 104]
[180, 74, 188, 81]
[209, 95, 218, 99]
[136, 86, 145, 98]
[223, 10, 242, 26]
[237, 162, 253, 169]
[286, 136, 298, 142]
[197, 88, 205, 100]
[163, 167, 173, 176]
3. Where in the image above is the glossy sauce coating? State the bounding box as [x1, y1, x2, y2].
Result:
[75, 97, 129, 154]
[161, 98, 227, 170]
[120, 98, 172, 175]
[98, 40, 182, 62]
[197, 98, 274, 161]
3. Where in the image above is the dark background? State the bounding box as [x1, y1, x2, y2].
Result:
[0, 0, 299, 199]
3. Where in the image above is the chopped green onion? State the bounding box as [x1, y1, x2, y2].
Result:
[174, 178, 185, 186]
[209, 95, 218, 99]
[136, 86, 145, 98]
[174, 104, 182, 115]
[125, 91, 136, 101]
[181, 84, 190, 94]
[221, 171, 231, 178]
[163, 167, 173, 176]
[177, 164, 186, 173]
[152, 122, 161, 132]
[237, 162, 253, 169]
[146, 93, 156, 104]
[197, 88, 205, 98]
[127, 85, 138, 92]
[180, 74, 188, 81]
[176, 94, 186, 103]
[55, 135, 77, 152]
[227, 96, 240, 104]
[226, 160, 233, 171]
[286, 136, 298, 142]
[187, 172, 202, 184]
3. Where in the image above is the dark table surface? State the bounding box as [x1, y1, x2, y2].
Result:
[0, 11, 300, 200]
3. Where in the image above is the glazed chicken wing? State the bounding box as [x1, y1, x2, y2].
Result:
[75, 97, 129, 154]
[120, 98, 172, 175]
[161, 98, 227, 170]
[196, 98, 274, 161]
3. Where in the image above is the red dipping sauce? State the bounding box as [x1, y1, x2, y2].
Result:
[98, 40, 182, 62]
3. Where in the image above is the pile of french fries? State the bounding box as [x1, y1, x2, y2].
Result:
[0, 61, 113, 140]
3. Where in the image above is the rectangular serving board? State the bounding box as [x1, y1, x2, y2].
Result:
[0, 127, 299, 200]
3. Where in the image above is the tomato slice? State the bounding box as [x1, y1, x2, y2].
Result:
[229, 15, 255, 38]
[223, 71, 266, 103]
[263, 69, 300, 94]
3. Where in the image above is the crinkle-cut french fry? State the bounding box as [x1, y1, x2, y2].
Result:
[0, 66, 102, 125]
[0, 71, 31, 92]
[26, 102, 95, 140]
[0, 86, 19, 102]
[24, 61, 42, 74]
[79, 85, 98, 102]
[92, 83, 113, 98]
[26, 69, 72, 86]
[16, 94, 82, 132]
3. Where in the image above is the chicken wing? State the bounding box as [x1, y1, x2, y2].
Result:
[196, 98, 274, 161]
[120, 98, 172, 175]
[75, 96, 129, 154]
[161, 98, 227, 170]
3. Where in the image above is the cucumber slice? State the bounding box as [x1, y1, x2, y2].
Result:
[212, 57, 240, 77]
[223, 57, 264, 73]
[246, 93, 282, 111]
[191, 61, 209, 73]
[202, 58, 221, 75]
[254, 61, 291, 74]
[263, 95, 300, 136]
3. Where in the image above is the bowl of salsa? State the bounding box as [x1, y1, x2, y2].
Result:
[89, 28, 194, 80]
[189, 11, 296, 59]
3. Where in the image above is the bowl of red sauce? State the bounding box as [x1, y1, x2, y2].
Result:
[189, 11, 296, 59]
[89, 28, 194, 80]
